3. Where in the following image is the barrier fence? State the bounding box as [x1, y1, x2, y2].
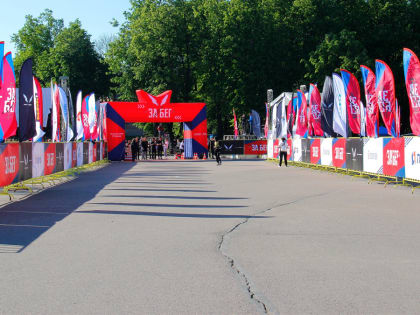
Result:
[218, 140, 267, 155]
[267, 137, 420, 183]
[0, 141, 107, 188]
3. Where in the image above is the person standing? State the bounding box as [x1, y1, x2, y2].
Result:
[163, 137, 169, 158]
[131, 138, 138, 162]
[156, 137, 163, 159]
[208, 137, 215, 159]
[136, 137, 141, 160]
[215, 140, 222, 165]
[278, 137, 288, 167]
[179, 139, 184, 155]
[141, 137, 148, 160]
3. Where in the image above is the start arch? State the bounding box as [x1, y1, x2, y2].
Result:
[105, 90, 207, 161]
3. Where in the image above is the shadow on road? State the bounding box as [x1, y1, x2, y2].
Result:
[0, 163, 136, 253]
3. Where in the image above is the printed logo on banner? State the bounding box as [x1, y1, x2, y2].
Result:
[244, 140, 267, 155]
[219, 141, 244, 155]
[44, 143, 56, 175]
[332, 138, 346, 168]
[83, 143, 90, 164]
[321, 138, 333, 166]
[363, 138, 383, 174]
[301, 139, 310, 163]
[77, 143, 84, 166]
[383, 138, 405, 177]
[287, 139, 293, 161]
[19, 143, 33, 181]
[310, 139, 321, 164]
[293, 139, 302, 162]
[64, 143, 72, 170]
[273, 139, 279, 159]
[404, 137, 420, 180]
[72, 143, 77, 167]
[0, 144, 20, 187]
[346, 138, 364, 171]
[55, 143, 65, 173]
[32, 142, 45, 178]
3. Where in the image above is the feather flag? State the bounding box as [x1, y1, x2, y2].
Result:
[18, 58, 36, 141]
[76, 91, 84, 140]
[320, 76, 336, 137]
[33, 76, 45, 141]
[341, 69, 362, 135]
[264, 103, 269, 138]
[286, 95, 296, 137]
[309, 84, 323, 136]
[59, 87, 73, 142]
[88, 93, 98, 140]
[332, 73, 347, 137]
[81, 94, 91, 140]
[360, 101, 366, 137]
[360, 65, 379, 137]
[0, 52, 17, 141]
[375, 59, 397, 137]
[52, 83, 60, 142]
[0, 41, 4, 88]
[403, 48, 420, 136]
[295, 89, 308, 137]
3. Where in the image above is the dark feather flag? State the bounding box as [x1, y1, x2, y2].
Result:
[320, 76, 336, 137]
[18, 58, 36, 141]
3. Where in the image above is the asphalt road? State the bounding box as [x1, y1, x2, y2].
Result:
[0, 159, 419, 314]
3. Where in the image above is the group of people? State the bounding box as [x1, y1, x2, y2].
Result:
[128, 137, 170, 161]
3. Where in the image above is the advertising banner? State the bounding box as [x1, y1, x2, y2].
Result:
[404, 137, 420, 180]
[363, 138, 383, 174]
[95, 142, 100, 161]
[267, 139, 273, 159]
[332, 138, 346, 168]
[301, 139, 310, 163]
[383, 138, 405, 177]
[346, 138, 364, 171]
[0, 143, 19, 187]
[44, 143, 56, 176]
[32, 142, 44, 178]
[310, 139, 321, 164]
[89, 142, 93, 164]
[83, 142, 90, 164]
[292, 138, 302, 162]
[55, 143, 64, 173]
[72, 142, 77, 168]
[100, 142, 104, 161]
[321, 138, 333, 166]
[244, 140, 267, 155]
[64, 143, 72, 170]
[287, 139, 293, 161]
[219, 140, 244, 155]
[77, 142, 84, 166]
[18, 142, 33, 181]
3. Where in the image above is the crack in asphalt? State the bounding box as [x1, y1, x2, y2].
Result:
[218, 192, 332, 314]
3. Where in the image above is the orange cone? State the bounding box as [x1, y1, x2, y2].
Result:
[203, 153, 207, 160]
[193, 153, 198, 160]
[181, 152, 184, 160]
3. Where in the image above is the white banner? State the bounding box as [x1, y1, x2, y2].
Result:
[267, 139, 273, 159]
[292, 138, 302, 162]
[321, 138, 333, 166]
[404, 137, 420, 180]
[77, 142, 84, 166]
[363, 138, 383, 174]
[88, 142, 93, 164]
[32, 143, 45, 178]
[332, 73, 347, 137]
[64, 143, 72, 170]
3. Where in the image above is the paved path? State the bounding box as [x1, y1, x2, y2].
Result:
[0, 160, 419, 314]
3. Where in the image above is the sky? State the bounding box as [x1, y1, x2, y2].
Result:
[0, 0, 132, 55]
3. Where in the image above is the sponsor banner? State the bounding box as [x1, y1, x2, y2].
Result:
[18, 142, 33, 181]
[405, 137, 420, 180]
[77, 142, 84, 166]
[64, 143, 72, 170]
[72, 142, 77, 167]
[0, 144, 20, 187]
[267, 139, 273, 159]
[273, 139, 280, 159]
[89, 142, 94, 163]
[321, 138, 333, 166]
[287, 139, 293, 161]
[44, 143, 56, 175]
[310, 139, 321, 164]
[32, 142, 44, 178]
[383, 138, 405, 177]
[100, 142, 104, 161]
[244, 140, 267, 155]
[219, 140, 244, 155]
[292, 138, 302, 162]
[96, 142, 101, 161]
[332, 138, 346, 168]
[363, 138, 383, 174]
[346, 138, 364, 171]
[301, 139, 310, 163]
[83, 142, 90, 164]
[55, 143, 65, 173]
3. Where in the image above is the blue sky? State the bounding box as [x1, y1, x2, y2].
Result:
[0, 0, 131, 55]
